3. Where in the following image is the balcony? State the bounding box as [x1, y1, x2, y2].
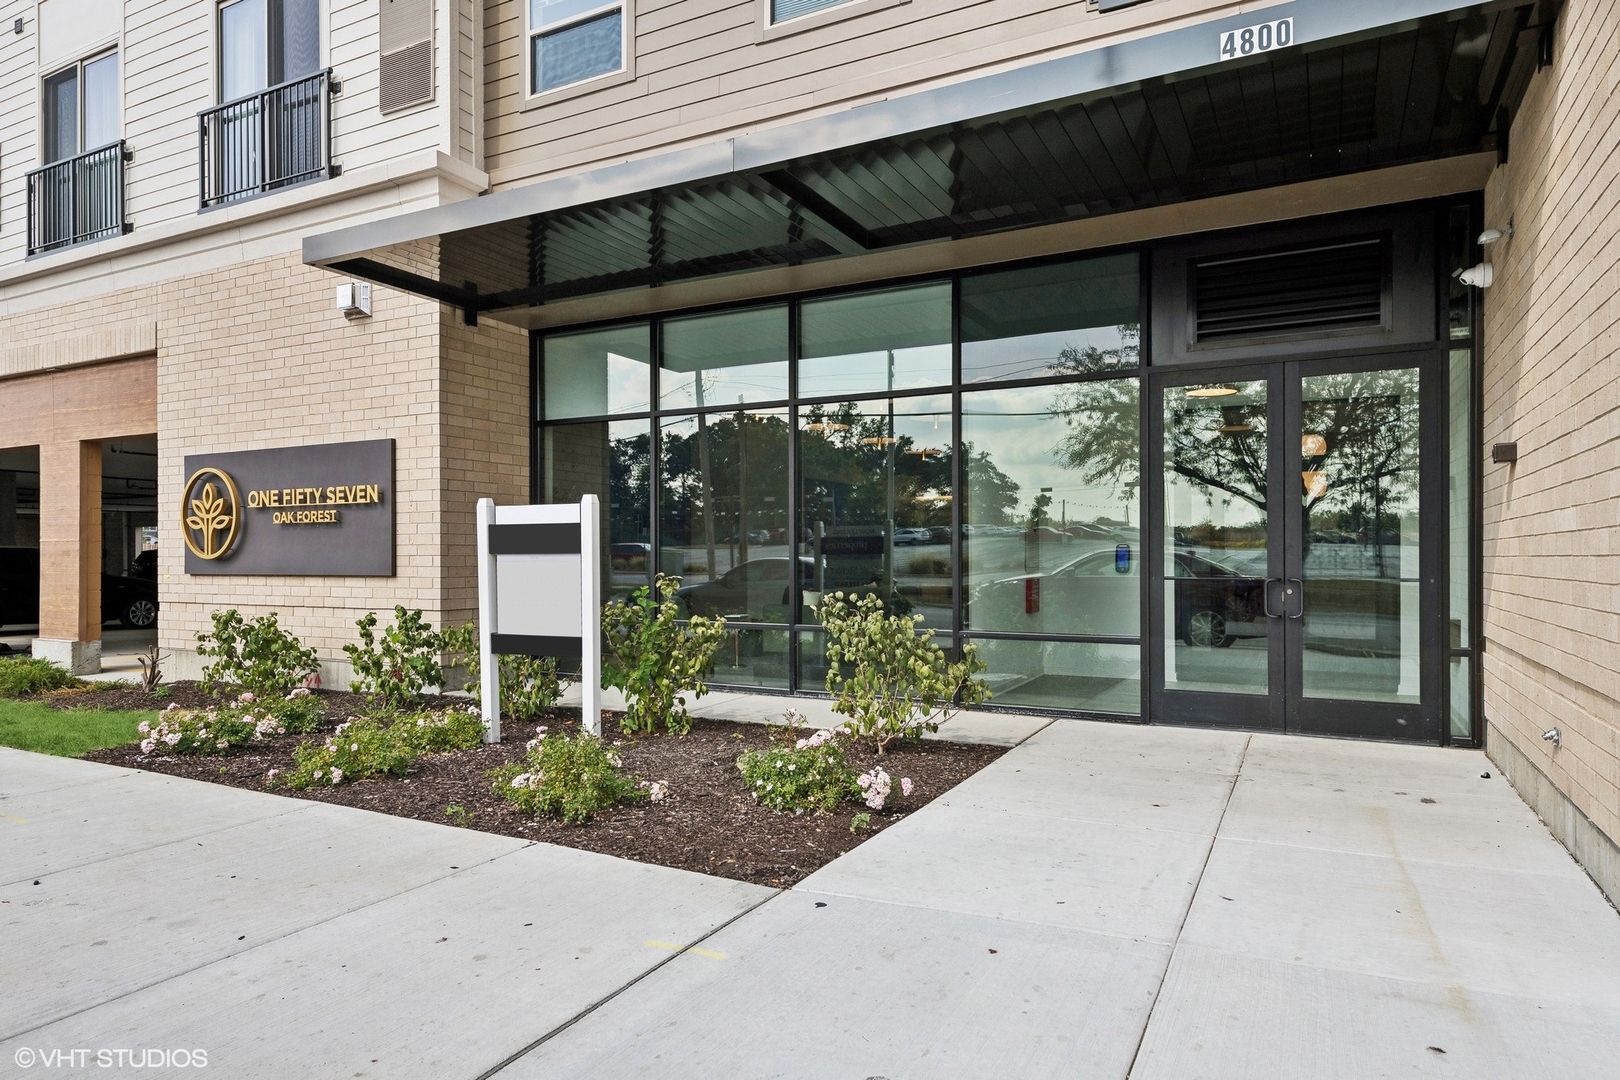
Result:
[199, 70, 340, 209]
[25, 141, 132, 256]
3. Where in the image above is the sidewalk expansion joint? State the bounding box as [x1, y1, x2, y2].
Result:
[1122, 733, 1251, 1079]
[479, 888, 785, 1079]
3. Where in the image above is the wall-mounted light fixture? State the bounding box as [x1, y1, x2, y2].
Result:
[1491, 442, 1518, 464]
[335, 282, 372, 319]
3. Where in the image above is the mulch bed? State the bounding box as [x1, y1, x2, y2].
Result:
[73, 683, 1003, 888]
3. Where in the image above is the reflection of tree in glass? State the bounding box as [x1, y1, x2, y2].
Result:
[962, 440, 1021, 526]
[659, 412, 790, 561]
[1047, 364, 1417, 547]
[609, 430, 651, 542]
[798, 403, 954, 529]
[1300, 371, 1419, 553]
[1046, 348, 1143, 511]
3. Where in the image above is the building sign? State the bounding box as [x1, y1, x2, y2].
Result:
[182, 439, 394, 576]
[476, 496, 602, 741]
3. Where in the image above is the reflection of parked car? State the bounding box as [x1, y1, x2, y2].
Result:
[609, 542, 651, 570]
[677, 557, 819, 621]
[969, 548, 1262, 646]
[893, 527, 931, 545]
[0, 546, 160, 630]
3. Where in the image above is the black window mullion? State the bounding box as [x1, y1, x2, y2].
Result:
[786, 297, 802, 691]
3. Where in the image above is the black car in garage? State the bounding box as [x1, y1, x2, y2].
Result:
[0, 546, 160, 630]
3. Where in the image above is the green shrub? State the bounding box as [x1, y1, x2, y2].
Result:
[264, 687, 325, 734]
[440, 621, 570, 720]
[737, 723, 858, 813]
[0, 656, 85, 697]
[272, 705, 486, 788]
[197, 610, 320, 696]
[280, 717, 413, 788]
[344, 607, 442, 709]
[602, 575, 727, 735]
[817, 591, 990, 754]
[137, 689, 323, 756]
[492, 730, 652, 824]
[390, 704, 487, 754]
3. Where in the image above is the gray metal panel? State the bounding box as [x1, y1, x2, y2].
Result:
[302, 0, 1488, 269]
[182, 440, 395, 577]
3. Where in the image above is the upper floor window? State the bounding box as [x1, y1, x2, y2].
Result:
[43, 51, 119, 163]
[769, 0, 852, 23]
[219, 0, 320, 100]
[529, 0, 626, 95]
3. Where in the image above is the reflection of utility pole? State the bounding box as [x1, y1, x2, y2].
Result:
[738, 412, 749, 565]
[885, 353, 896, 602]
[695, 374, 717, 578]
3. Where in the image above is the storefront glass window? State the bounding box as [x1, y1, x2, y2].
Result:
[973, 639, 1140, 715]
[797, 283, 951, 398]
[541, 419, 650, 601]
[542, 322, 652, 419]
[660, 305, 789, 410]
[659, 408, 790, 620]
[961, 378, 1141, 638]
[797, 394, 954, 629]
[960, 255, 1140, 383]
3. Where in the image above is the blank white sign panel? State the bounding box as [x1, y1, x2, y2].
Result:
[494, 554, 583, 638]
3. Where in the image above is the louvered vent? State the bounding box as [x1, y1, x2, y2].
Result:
[380, 40, 433, 112]
[379, 0, 433, 113]
[1194, 238, 1386, 343]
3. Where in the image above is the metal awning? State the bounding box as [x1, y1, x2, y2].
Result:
[304, 0, 1557, 322]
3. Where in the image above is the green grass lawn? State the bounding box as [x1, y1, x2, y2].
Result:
[0, 698, 153, 757]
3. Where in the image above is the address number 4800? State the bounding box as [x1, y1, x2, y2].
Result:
[1219, 17, 1294, 61]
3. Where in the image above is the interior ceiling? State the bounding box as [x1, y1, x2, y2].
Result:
[330, 2, 1548, 320]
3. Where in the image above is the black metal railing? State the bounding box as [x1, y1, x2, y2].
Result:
[25, 140, 131, 255]
[199, 69, 338, 208]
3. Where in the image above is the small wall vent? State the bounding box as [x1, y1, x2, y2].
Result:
[379, 0, 434, 113]
[1194, 238, 1386, 344]
[380, 40, 434, 112]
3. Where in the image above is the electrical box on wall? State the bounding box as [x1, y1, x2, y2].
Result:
[335, 282, 372, 319]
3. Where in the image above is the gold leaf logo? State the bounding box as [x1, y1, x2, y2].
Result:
[181, 468, 241, 560]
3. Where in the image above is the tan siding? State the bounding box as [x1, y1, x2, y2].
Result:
[484, 0, 1254, 186]
[122, 0, 213, 224]
[1481, 0, 1620, 848]
[0, 7, 38, 263]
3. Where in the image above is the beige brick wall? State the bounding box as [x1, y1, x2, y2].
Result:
[439, 313, 532, 631]
[1481, 0, 1620, 854]
[0, 250, 531, 675]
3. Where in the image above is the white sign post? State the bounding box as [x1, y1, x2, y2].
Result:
[475, 495, 601, 742]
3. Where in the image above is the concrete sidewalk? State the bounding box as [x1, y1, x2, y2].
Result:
[3, 717, 1617, 1079]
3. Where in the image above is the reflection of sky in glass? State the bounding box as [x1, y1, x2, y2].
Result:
[543, 323, 651, 418]
[961, 326, 1134, 383]
[961, 382, 1138, 525]
[660, 306, 789, 409]
[797, 346, 951, 398]
[798, 283, 951, 398]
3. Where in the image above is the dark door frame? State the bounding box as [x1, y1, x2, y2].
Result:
[1143, 343, 1447, 742]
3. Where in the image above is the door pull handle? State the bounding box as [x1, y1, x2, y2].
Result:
[1286, 578, 1304, 619]
[1262, 578, 1283, 618]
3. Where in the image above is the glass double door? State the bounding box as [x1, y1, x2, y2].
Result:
[1147, 352, 1443, 741]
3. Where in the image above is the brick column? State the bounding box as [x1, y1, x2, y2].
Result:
[34, 440, 102, 674]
